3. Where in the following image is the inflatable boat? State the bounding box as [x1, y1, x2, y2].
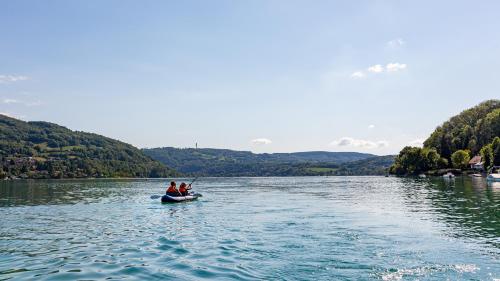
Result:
[161, 193, 202, 203]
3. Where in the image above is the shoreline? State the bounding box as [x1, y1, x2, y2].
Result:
[1, 174, 491, 181]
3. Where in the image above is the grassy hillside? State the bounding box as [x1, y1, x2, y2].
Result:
[143, 147, 390, 176]
[0, 115, 178, 179]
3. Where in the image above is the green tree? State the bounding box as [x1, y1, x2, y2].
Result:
[389, 147, 442, 175]
[479, 109, 500, 148]
[480, 144, 494, 170]
[491, 136, 500, 165]
[438, 157, 449, 169]
[423, 148, 440, 170]
[451, 150, 470, 170]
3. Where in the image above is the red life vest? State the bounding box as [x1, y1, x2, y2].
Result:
[166, 186, 178, 193]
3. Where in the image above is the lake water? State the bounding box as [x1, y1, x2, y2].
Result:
[0, 177, 499, 280]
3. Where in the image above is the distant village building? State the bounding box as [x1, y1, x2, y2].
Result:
[469, 155, 484, 170]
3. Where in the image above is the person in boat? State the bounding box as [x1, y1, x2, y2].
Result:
[166, 181, 181, 196]
[178, 182, 192, 196]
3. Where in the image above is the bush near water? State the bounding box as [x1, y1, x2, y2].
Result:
[390, 100, 500, 175]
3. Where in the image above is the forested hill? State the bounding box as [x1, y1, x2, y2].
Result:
[0, 115, 178, 179]
[424, 99, 499, 158]
[390, 100, 500, 175]
[142, 147, 387, 176]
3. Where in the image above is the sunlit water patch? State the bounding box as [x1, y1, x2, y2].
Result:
[0, 177, 499, 280]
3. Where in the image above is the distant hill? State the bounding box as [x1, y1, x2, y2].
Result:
[143, 147, 390, 176]
[0, 115, 178, 179]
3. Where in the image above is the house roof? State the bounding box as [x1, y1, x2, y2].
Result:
[469, 155, 482, 164]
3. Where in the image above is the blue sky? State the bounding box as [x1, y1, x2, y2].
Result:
[1, 1, 499, 155]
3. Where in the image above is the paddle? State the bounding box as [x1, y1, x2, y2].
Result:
[187, 177, 198, 190]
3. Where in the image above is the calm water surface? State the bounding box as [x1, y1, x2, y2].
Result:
[0, 177, 499, 280]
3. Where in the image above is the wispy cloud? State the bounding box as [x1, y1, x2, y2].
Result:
[2, 98, 20, 104]
[0, 75, 29, 84]
[330, 137, 388, 149]
[387, 38, 405, 49]
[367, 64, 384, 73]
[409, 138, 425, 147]
[386, 63, 407, 72]
[350, 71, 365, 79]
[1, 97, 43, 107]
[251, 138, 272, 145]
[378, 141, 389, 147]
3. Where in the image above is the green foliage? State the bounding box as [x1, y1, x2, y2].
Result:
[425, 149, 440, 170]
[143, 147, 393, 176]
[438, 157, 449, 169]
[451, 150, 471, 169]
[491, 136, 500, 165]
[480, 144, 494, 170]
[423, 100, 500, 159]
[0, 114, 178, 179]
[389, 146, 441, 175]
[475, 136, 500, 170]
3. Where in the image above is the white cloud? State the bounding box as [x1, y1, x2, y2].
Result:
[387, 38, 405, 48]
[330, 137, 388, 149]
[409, 139, 425, 147]
[367, 64, 384, 73]
[368, 124, 375, 129]
[0, 75, 29, 84]
[2, 98, 19, 104]
[350, 63, 406, 78]
[350, 71, 365, 79]
[251, 138, 272, 145]
[1, 97, 43, 107]
[349, 62, 407, 78]
[386, 63, 407, 72]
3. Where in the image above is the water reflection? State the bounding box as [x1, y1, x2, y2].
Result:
[0, 179, 164, 206]
[401, 176, 500, 248]
[487, 179, 500, 189]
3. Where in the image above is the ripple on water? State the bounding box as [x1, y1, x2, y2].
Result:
[0, 177, 499, 280]
[380, 263, 482, 281]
